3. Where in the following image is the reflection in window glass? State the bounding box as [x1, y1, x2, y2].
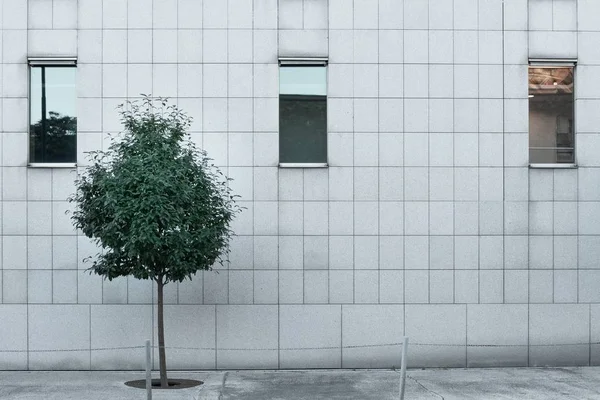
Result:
[529, 66, 574, 164]
[30, 65, 77, 163]
[279, 65, 327, 163]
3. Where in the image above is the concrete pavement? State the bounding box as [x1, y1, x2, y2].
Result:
[2, 367, 600, 399]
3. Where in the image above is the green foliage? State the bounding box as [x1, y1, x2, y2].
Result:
[70, 97, 239, 284]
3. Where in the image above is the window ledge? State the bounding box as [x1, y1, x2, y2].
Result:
[29, 163, 77, 168]
[279, 163, 328, 168]
[529, 163, 577, 169]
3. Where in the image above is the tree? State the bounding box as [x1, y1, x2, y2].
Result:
[70, 97, 239, 387]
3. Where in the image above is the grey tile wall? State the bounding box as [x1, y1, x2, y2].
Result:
[2, 0, 600, 370]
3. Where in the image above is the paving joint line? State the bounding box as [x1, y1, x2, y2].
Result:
[408, 375, 445, 400]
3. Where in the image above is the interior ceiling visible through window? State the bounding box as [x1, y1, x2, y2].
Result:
[529, 67, 573, 95]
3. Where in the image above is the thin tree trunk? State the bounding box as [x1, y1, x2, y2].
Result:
[157, 278, 168, 388]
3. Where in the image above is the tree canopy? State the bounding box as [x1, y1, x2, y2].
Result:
[70, 97, 239, 284]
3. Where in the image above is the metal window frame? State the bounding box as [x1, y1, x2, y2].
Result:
[528, 58, 577, 168]
[279, 57, 328, 66]
[278, 162, 328, 168]
[28, 57, 77, 66]
[27, 58, 78, 167]
[529, 58, 576, 67]
[278, 57, 329, 167]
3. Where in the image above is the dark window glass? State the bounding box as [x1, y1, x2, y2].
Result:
[279, 65, 327, 164]
[529, 66, 574, 164]
[30, 65, 77, 163]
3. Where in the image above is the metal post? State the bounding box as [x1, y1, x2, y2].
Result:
[145, 339, 152, 400]
[399, 336, 409, 400]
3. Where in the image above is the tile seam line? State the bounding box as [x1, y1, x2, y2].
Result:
[376, 0, 380, 306]
[501, 0, 506, 306]
[526, 0, 530, 367]
[25, 0, 29, 370]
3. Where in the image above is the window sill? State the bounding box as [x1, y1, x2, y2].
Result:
[29, 163, 77, 168]
[279, 163, 328, 168]
[529, 163, 577, 169]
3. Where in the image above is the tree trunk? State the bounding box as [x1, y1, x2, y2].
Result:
[157, 278, 168, 388]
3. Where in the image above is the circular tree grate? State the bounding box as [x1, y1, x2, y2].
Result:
[125, 379, 203, 390]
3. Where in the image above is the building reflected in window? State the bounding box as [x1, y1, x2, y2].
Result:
[279, 61, 327, 165]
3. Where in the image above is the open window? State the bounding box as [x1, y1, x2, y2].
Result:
[529, 60, 575, 166]
[279, 58, 327, 167]
[29, 58, 77, 165]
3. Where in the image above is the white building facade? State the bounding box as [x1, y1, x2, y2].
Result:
[1, 0, 600, 370]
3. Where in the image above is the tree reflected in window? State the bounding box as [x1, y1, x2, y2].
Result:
[30, 111, 77, 163]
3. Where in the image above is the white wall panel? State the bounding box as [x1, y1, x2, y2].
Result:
[2, 0, 600, 371]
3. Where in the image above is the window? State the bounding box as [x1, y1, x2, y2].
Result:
[279, 59, 327, 166]
[29, 59, 77, 164]
[529, 61, 575, 165]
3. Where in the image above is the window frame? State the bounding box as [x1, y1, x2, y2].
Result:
[28, 57, 78, 168]
[528, 58, 577, 169]
[278, 57, 328, 168]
